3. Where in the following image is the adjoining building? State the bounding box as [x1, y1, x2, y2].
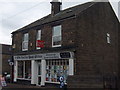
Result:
[0, 44, 11, 76]
[11, 0, 120, 89]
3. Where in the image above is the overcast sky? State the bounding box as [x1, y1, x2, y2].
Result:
[0, 0, 119, 45]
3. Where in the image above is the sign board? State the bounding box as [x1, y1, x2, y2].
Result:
[36, 40, 44, 48]
[44, 53, 60, 59]
[14, 52, 73, 60]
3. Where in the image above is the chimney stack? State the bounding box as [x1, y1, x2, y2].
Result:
[50, 0, 62, 15]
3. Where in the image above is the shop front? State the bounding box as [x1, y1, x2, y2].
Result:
[13, 52, 74, 86]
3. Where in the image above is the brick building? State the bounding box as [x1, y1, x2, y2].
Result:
[0, 44, 11, 76]
[11, 0, 120, 89]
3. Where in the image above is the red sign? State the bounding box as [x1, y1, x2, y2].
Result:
[36, 40, 44, 48]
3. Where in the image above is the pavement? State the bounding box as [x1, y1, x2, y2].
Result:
[2, 83, 42, 88]
[1, 83, 66, 90]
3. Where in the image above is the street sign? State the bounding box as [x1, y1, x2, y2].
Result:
[59, 76, 64, 82]
[9, 62, 14, 66]
[59, 76, 65, 88]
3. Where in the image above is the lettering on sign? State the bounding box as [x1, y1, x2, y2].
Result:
[14, 52, 73, 60]
[44, 53, 60, 59]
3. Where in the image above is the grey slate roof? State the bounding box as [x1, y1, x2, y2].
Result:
[12, 2, 97, 33]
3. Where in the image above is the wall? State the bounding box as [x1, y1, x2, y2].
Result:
[2, 44, 11, 75]
[67, 75, 103, 88]
[12, 33, 22, 53]
[2, 54, 11, 74]
[75, 2, 118, 76]
[12, 17, 76, 55]
[67, 2, 119, 88]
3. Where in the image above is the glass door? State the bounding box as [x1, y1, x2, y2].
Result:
[38, 62, 41, 85]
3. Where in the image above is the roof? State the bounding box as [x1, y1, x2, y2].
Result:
[12, 2, 97, 34]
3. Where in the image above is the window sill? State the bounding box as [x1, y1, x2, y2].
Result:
[17, 78, 31, 81]
[22, 49, 28, 51]
[52, 45, 61, 48]
[45, 81, 67, 85]
[36, 48, 41, 50]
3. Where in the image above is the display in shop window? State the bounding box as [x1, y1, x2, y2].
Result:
[46, 59, 69, 83]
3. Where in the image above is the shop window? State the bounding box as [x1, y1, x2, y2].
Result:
[36, 30, 41, 49]
[46, 59, 69, 83]
[25, 61, 31, 79]
[17, 61, 31, 79]
[52, 25, 62, 47]
[18, 61, 24, 78]
[22, 33, 29, 51]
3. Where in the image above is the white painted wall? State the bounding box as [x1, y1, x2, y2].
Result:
[14, 60, 18, 82]
[69, 59, 74, 75]
[31, 60, 38, 85]
[41, 59, 46, 86]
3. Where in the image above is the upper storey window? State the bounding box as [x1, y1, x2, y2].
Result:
[36, 30, 41, 49]
[22, 33, 29, 51]
[52, 25, 62, 47]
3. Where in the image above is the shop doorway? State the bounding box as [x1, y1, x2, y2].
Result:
[38, 62, 41, 85]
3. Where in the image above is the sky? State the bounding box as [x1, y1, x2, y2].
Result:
[0, 0, 119, 45]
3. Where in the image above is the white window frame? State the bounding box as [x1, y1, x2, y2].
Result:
[17, 61, 31, 80]
[36, 30, 41, 49]
[52, 25, 62, 47]
[22, 33, 29, 51]
[107, 33, 110, 44]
